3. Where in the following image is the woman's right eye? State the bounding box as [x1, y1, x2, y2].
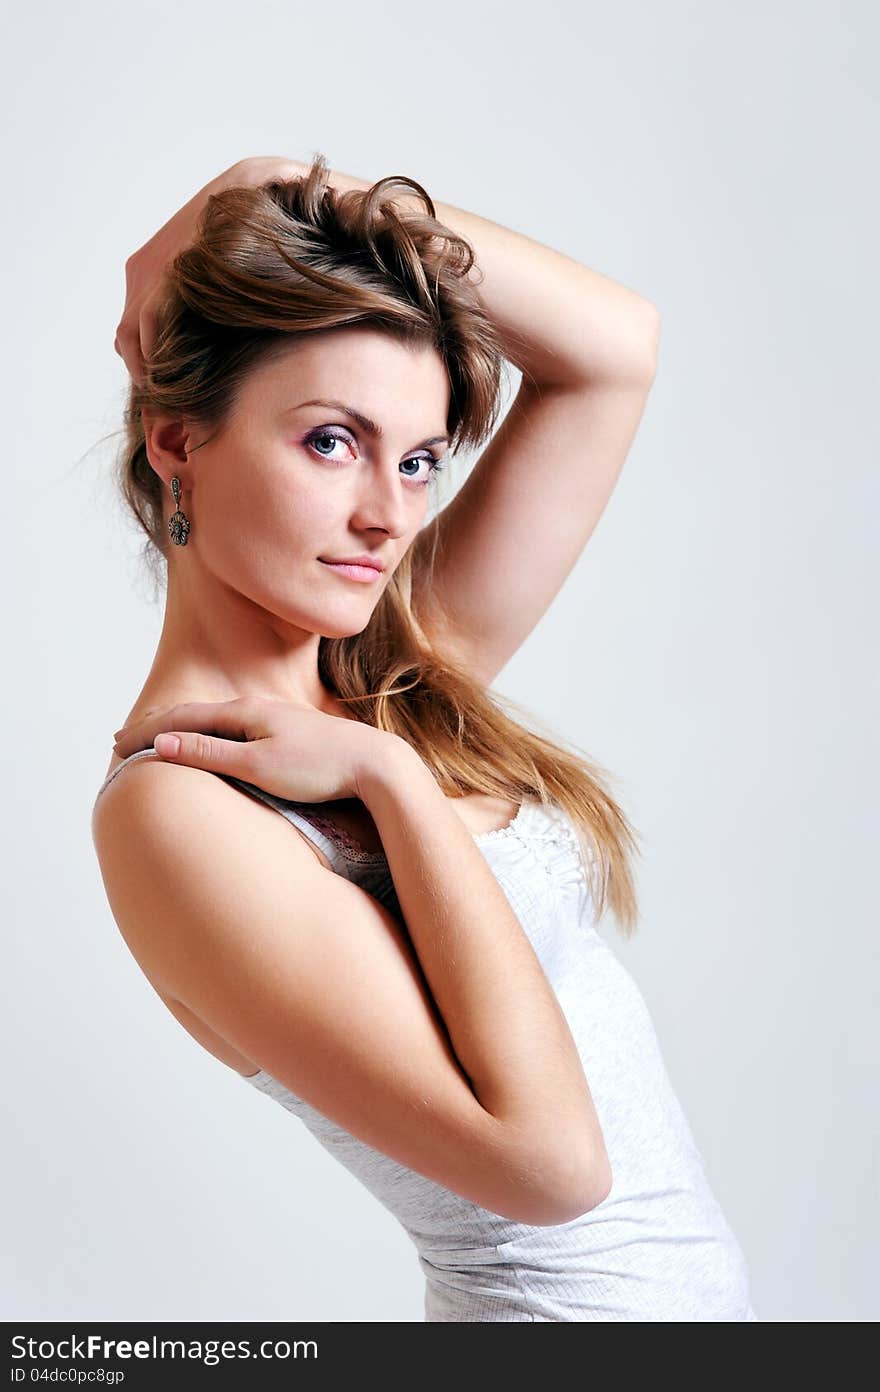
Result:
[305, 427, 352, 460]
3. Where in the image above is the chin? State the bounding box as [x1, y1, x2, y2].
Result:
[253, 588, 376, 639]
[317, 617, 375, 640]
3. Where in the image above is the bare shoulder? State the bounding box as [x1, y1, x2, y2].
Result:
[91, 757, 340, 1003]
[92, 751, 331, 871]
[92, 754, 331, 1078]
[90, 752, 570, 1225]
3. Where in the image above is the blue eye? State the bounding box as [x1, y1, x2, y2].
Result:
[304, 427, 447, 487]
[399, 454, 448, 485]
[307, 429, 350, 459]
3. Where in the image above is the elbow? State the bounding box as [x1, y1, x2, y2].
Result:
[639, 303, 661, 380]
[553, 1152, 613, 1223]
[520, 1148, 613, 1227]
[611, 316, 660, 389]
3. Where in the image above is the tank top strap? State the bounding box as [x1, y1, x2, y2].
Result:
[93, 747, 163, 803]
[93, 750, 351, 878]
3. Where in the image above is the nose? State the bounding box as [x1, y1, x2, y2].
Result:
[350, 459, 412, 538]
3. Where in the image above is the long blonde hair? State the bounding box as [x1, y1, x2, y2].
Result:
[114, 153, 642, 936]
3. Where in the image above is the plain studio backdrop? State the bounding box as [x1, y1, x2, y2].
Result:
[2, 0, 876, 1324]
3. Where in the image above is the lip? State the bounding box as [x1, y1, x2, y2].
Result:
[319, 553, 386, 572]
[319, 558, 385, 583]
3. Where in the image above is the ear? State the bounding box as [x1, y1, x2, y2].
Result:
[142, 413, 190, 486]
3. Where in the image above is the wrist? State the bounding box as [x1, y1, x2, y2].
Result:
[353, 730, 424, 805]
[228, 156, 305, 188]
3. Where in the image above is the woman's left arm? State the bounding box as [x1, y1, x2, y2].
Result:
[276, 158, 660, 684]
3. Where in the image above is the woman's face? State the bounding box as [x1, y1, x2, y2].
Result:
[159, 327, 451, 638]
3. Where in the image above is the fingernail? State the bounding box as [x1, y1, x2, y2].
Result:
[154, 734, 180, 756]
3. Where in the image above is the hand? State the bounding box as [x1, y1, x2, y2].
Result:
[111, 696, 391, 804]
[114, 156, 300, 385]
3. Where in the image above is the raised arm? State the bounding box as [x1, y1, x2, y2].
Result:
[114, 153, 659, 685]
[93, 736, 610, 1225]
[295, 155, 660, 686]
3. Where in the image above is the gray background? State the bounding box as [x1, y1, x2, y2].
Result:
[3, 0, 877, 1322]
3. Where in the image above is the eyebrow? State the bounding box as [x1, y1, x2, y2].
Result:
[289, 398, 449, 450]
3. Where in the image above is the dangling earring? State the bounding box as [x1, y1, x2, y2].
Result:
[168, 476, 191, 546]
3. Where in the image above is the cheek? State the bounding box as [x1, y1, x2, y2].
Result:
[278, 489, 334, 538]
[203, 454, 329, 548]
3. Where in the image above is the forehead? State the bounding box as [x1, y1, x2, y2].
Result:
[245, 327, 450, 430]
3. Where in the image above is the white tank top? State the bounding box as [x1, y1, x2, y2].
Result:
[96, 750, 758, 1321]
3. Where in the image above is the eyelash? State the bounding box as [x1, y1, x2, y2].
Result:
[303, 426, 447, 487]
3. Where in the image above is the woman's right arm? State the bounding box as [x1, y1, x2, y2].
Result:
[92, 737, 610, 1225]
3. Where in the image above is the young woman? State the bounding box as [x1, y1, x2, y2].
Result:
[92, 154, 757, 1321]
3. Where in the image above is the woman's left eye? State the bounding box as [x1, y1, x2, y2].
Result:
[399, 455, 446, 485]
[304, 427, 446, 487]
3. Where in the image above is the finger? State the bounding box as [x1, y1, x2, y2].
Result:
[150, 729, 257, 779]
[139, 304, 158, 365]
[113, 706, 167, 740]
[114, 322, 144, 385]
[112, 699, 257, 757]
